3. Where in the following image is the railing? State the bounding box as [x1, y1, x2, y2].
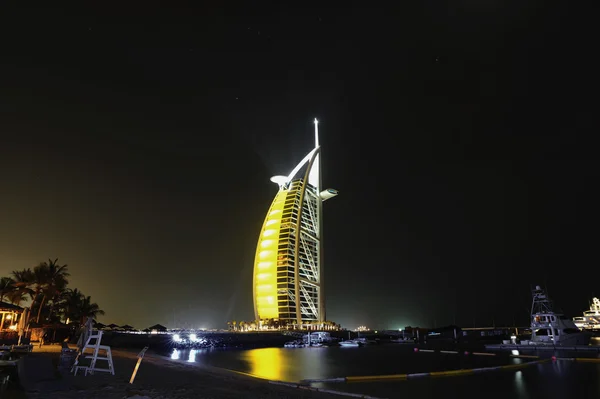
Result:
[282, 331, 304, 338]
[531, 322, 552, 329]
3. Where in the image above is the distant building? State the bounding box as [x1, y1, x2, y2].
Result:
[253, 119, 338, 329]
[147, 323, 167, 332]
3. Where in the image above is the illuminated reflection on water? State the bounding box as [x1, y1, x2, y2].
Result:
[165, 346, 600, 398]
[167, 345, 519, 381]
[551, 357, 566, 375]
[245, 348, 282, 380]
[243, 347, 327, 381]
[514, 371, 529, 399]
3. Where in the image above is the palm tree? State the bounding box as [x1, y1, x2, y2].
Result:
[56, 289, 105, 326]
[58, 288, 85, 323]
[77, 295, 105, 325]
[0, 277, 15, 303]
[48, 259, 69, 318]
[34, 258, 70, 324]
[10, 268, 35, 306]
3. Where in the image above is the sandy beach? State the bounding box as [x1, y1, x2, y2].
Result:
[14, 345, 342, 399]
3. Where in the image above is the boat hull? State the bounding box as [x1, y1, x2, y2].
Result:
[531, 332, 592, 346]
[339, 341, 361, 347]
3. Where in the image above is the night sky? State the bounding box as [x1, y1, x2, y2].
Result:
[0, 4, 597, 330]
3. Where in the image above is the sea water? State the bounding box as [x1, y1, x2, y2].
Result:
[164, 344, 600, 398]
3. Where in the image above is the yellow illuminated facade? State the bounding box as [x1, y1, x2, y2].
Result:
[254, 189, 287, 319]
[253, 119, 338, 327]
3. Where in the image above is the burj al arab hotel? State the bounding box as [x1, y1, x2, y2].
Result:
[253, 119, 338, 328]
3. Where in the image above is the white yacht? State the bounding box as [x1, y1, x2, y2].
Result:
[529, 285, 590, 346]
[303, 331, 334, 344]
[284, 340, 305, 348]
[573, 297, 600, 331]
[339, 339, 361, 347]
[300, 331, 333, 347]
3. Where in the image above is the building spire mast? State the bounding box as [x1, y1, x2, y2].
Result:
[314, 118, 319, 148]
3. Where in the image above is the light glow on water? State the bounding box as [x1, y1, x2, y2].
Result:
[514, 370, 526, 396]
[246, 348, 283, 381]
[164, 346, 600, 397]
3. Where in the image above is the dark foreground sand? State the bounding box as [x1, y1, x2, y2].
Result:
[15, 346, 344, 399]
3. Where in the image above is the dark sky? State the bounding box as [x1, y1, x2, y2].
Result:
[0, 3, 597, 330]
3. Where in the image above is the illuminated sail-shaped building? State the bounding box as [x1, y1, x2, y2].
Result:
[253, 119, 338, 328]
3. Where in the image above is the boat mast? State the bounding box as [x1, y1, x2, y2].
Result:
[531, 285, 553, 315]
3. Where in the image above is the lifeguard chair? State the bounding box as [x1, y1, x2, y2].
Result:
[72, 329, 114, 376]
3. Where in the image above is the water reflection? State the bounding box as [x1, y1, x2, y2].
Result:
[161, 345, 600, 397]
[167, 346, 329, 381]
[241, 347, 329, 381]
[514, 371, 529, 399]
[550, 358, 565, 375]
[246, 348, 283, 380]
